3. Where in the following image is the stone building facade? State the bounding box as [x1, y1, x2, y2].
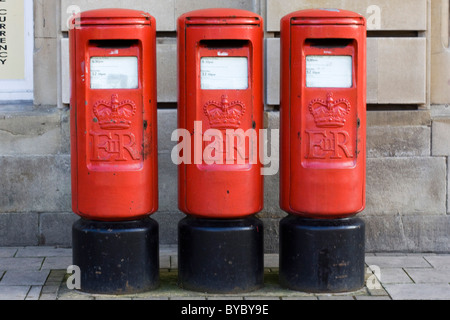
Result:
[0, 0, 449, 252]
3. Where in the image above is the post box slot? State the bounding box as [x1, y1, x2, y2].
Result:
[305, 38, 353, 49]
[199, 39, 249, 49]
[89, 39, 139, 48]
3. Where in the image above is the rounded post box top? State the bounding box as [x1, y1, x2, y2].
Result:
[71, 8, 154, 28]
[178, 8, 262, 25]
[283, 8, 365, 25]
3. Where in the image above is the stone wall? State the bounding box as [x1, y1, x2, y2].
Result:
[0, 0, 449, 252]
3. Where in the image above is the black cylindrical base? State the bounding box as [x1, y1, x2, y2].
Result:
[279, 215, 365, 293]
[72, 217, 159, 294]
[178, 216, 264, 293]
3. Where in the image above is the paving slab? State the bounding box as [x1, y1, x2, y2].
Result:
[1, 247, 449, 300]
[355, 295, 392, 300]
[384, 284, 450, 300]
[0, 270, 49, 286]
[0, 247, 19, 258]
[424, 255, 450, 269]
[281, 296, 318, 300]
[317, 295, 355, 300]
[25, 286, 43, 300]
[0, 286, 30, 300]
[373, 268, 413, 284]
[41, 256, 72, 270]
[404, 268, 450, 283]
[16, 246, 72, 257]
[0, 257, 44, 271]
[365, 255, 432, 268]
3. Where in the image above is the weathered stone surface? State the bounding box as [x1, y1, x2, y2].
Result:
[0, 155, 71, 213]
[362, 214, 450, 252]
[432, 118, 450, 156]
[174, 0, 258, 20]
[157, 152, 179, 214]
[0, 213, 39, 246]
[260, 111, 281, 217]
[259, 217, 285, 254]
[265, 38, 280, 105]
[265, 0, 427, 32]
[157, 109, 178, 154]
[0, 108, 65, 155]
[430, 0, 450, 104]
[367, 126, 430, 157]
[368, 110, 431, 127]
[365, 157, 446, 215]
[60, 39, 70, 105]
[60, 0, 176, 31]
[39, 212, 78, 246]
[377, 38, 427, 104]
[157, 41, 177, 103]
[34, 38, 58, 106]
[151, 211, 185, 245]
[34, 0, 59, 38]
[367, 38, 378, 104]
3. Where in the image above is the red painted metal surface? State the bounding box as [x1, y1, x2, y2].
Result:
[177, 9, 264, 218]
[69, 9, 158, 220]
[280, 9, 367, 218]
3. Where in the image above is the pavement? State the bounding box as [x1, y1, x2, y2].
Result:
[0, 245, 449, 300]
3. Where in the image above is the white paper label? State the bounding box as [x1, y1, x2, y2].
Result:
[201, 57, 248, 90]
[90, 56, 138, 89]
[306, 55, 352, 88]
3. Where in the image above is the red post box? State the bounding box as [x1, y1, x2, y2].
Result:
[280, 9, 366, 219]
[177, 8, 264, 219]
[69, 9, 158, 221]
[176, 8, 264, 293]
[69, 9, 159, 294]
[279, 9, 366, 293]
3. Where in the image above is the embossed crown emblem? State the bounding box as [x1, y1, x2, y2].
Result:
[308, 92, 351, 128]
[93, 94, 137, 130]
[203, 95, 245, 129]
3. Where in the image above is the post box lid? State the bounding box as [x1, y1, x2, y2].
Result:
[179, 8, 261, 25]
[284, 8, 365, 25]
[71, 8, 153, 27]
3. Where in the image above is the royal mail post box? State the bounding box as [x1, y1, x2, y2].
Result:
[69, 9, 158, 221]
[177, 8, 264, 218]
[280, 9, 366, 218]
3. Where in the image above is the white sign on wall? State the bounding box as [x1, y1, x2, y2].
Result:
[90, 56, 139, 89]
[201, 57, 248, 90]
[0, 0, 33, 102]
[306, 55, 353, 88]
